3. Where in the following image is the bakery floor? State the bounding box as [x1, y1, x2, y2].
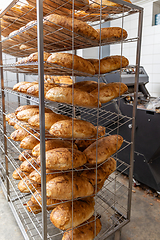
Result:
[0, 175, 160, 240]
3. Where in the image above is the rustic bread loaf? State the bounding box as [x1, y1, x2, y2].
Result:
[19, 150, 33, 161]
[49, 119, 96, 139]
[70, 80, 106, 93]
[96, 27, 128, 42]
[20, 158, 39, 173]
[15, 105, 39, 115]
[46, 173, 94, 200]
[29, 168, 61, 184]
[13, 82, 31, 91]
[32, 139, 78, 157]
[16, 108, 53, 122]
[17, 82, 38, 93]
[27, 51, 51, 62]
[27, 83, 58, 96]
[50, 197, 94, 230]
[12, 168, 30, 180]
[10, 128, 35, 142]
[91, 82, 128, 103]
[28, 112, 70, 130]
[46, 53, 95, 75]
[62, 215, 102, 240]
[18, 177, 41, 193]
[84, 135, 123, 165]
[31, 190, 60, 207]
[20, 133, 40, 150]
[36, 148, 87, 170]
[26, 200, 42, 214]
[88, 55, 129, 74]
[53, 76, 73, 85]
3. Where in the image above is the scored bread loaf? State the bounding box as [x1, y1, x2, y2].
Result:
[50, 197, 95, 230]
[32, 139, 78, 157]
[19, 150, 33, 161]
[46, 173, 94, 200]
[20, 133, 40, 150]
[46, 53, 96, 75]
[45, 86, 101, 108]
[91, 82, 128, 104]
[15, 105, 39, 115]
[20, 158, 39, 173]
[16, 107, 53, 121]
[12, 167, 29, 180]
[36, 148, 87, 170]
[88, 55, 129, 74]
[28, 112, 70, 130]
[49, 119, 96, 139]
[18, 177, 41, 193]
[29, 168, 61, 184]
[31, 190, 60, 207]
[10, 128, 35, 142]
[84, 135, 123, 165]
[96, 27, 128, 42]
[62, 215, 102, 240]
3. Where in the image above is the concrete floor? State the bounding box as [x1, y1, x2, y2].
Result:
[0, 177, 160, 240]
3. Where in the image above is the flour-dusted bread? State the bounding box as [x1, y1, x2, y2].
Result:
[46, 173, 94, 200]
[49, 119, 97, 139]
[31, 190, 60, 207]
[26, 200, 42, 214]
[16, 107, 53, 122]
[28, 112, 70, 130]
[91, 82, 128, 104]
[62, 215, 102, 240]
[84, 135, 123, 165]
[18, 82, 38, 93]
[13, 82, 31, 91]
[10, 128, 35, 142]
[46, 53, 95, 75]
[50, 197, 94, 230]
[88, 55, 129, 74]
[46, 86, 100, 108]
[18, 177, 41, 193]
[44, 14, 98, 41]
[29, 168, 61, 184]
[15, 105, 39, 115]
[12, 168, 30, 180]
[96, 27, 128, 42]
[20, 133, 40, 150]
[36, 148, 87, 170]
[20, 158, 39, 173]
[32, 139, 78, 157]
[5, 113, 18, 126]
[19, 150, 33, 161]
[70, 80, 106, 93]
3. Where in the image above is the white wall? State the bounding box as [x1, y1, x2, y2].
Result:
[110, 0, 160, 97]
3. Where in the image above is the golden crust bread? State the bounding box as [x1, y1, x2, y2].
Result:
[36, 148, 87, 170]
[26, 200, 42, 214]
[46, 53, 96, 75]
[10, 128, 35, 142]
[13, 82, 31, 91]
[19, 150, 33, 161]
[96, 27, 128, 42]
[27, 83, 58, 96]
[54, 76, 73, 85]
[88, 55, 129, 74]
[15, 105, 39, 115]
[16, 108, 53, 121]
[32, 139, 78, 157]
[44, 14, 98, 41]
[70, 80, 106, 93]
[46, 173, 94, 200]
[29, 168, 61, 184]
[17, 82, 38, 93]
[62, 215, 102, 240]
[46, 86, 100, 108]
[19, 133, 40, 150]
[18, 177, 41, 193]
[50, 197, 95, 230]
[27, 52, 51, 62]
[28, 112, 70, 130]
[91, 82, 128, 103]
[20, 158, 39, 173]
[84, 135, 123, 165]
[12, 168, 29, 180]
[49, 119, 96, 139]
[31, 190, 60, 207]
[90, 0, 131, 8]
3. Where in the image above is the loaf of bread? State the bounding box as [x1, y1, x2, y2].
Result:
[70, 80, 106, 93]
[29, 168, 61, 184]
[46, 173, 94, 200]
[5, 113, 18, 126]
[18, 177, 41, 193]
[53, 76, 73, 85]
[36, 148, 87, 170]
[10, 128, 35, 142]
[12, 168, 29, 180]
[46, 53, 95, 75]
[32, 139, 78, 157]
[50, 197, 94, 230]
[15, 105, 39, 115]
[27, 52, 51, 62]
[49, 119, 96, 139]
[44, 14, 98, 41]
[13, 82, 31, 91]
[28, 112, 70, 130]
[27, 83, 58, 96]
[91, 82, 128, 103]
[19, 150, 33, 161]
[20, 158, 39, 173]
[88, 55, 129, 74]
[62, 215, 102, 240]
[31, 190, 60, 207]
[90, 0, 131, 8]
[17, 82, 38, 93]
[45, 86, 100, 108]
[84, 135, 123, 165]
[16, 108, 53, 121]
[20, 133, 40, 150]
[80, 157, 116, 185]
[96, 27, 128, 42]
[26, 200, 42, 214]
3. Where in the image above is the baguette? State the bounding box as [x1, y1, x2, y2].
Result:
[84, 135, 123, 165]
[29, 168, 61, 184]
[50, 197, 94, 230]
[46, 173, 94, 200]
[91, 82, 128, 103]
[20, 158, 39, 173]
[18, 177, 41, 193]
[36, 148, 87, 170]
[19, 150, 33, 161]
[49, 119, 96, 139]
[16, 108, 53, 122]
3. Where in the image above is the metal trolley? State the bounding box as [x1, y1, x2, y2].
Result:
[0, 0, 143, 239]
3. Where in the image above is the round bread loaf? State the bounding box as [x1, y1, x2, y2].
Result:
[62, 215, 102, 240]
[12, 168, 29, 180]
[20, 133, 40, 150]
[31, 190, 60, 207]
[10, 128, 35, 142]
[20, 158, 39, 173]
[36, 148, 87, 170]
[19, 150, 33, 161]
[29, 168, 61, 184]
[18, 177, 41, 193]
[84, 135, 123, 165]
[49, 119, 96, 139]
[16, 108, 53, 122]
[50, 197, 94, 230]
[32, 139, 78, 157]
[46, 173, 94, 200]
[15, 105, 39, 115]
